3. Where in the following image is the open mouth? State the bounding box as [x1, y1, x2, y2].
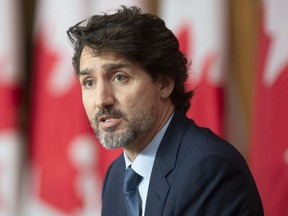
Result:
[98, 115, 119, 123]
[96, 115, 123, 130]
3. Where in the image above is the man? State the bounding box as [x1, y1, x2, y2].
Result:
[67, 6, 263, 216]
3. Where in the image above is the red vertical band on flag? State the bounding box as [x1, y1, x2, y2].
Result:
[250, 3, 288, 215]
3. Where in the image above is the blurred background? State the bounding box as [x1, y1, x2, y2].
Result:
[0, 0, 287, 215]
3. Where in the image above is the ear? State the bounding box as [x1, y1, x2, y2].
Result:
[158, 76, 175, 99]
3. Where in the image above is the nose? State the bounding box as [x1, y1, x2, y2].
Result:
[93, 80, 115, 109]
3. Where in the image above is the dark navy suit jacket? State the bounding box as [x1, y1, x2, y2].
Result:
[102, 111, 263, 216]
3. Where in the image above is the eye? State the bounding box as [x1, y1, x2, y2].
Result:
[114, 74, 128, 82]
[83, 79, 95, 89]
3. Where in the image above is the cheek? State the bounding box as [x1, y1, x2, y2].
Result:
[127, 89, 159, 111]
[82, 93, 94, 118]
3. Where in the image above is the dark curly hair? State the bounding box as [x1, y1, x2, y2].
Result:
[67, 6, 193, 113]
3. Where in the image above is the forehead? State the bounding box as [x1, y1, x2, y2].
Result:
[80, 46, 132, 66]
[79, 46, 150, 77]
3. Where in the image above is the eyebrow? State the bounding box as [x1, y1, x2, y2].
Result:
[102, 63, 131, 71]
[79, 68, 91, 76]
[79, 63, 131, 76]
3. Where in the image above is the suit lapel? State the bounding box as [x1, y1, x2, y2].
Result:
[144, 111, 190, 215]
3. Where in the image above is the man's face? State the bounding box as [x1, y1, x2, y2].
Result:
[79, 46, 166, 150]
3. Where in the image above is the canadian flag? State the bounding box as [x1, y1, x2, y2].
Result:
[27, 1, 147, 216]
[0, 1, 23, 216]
[159, 0, 227, 136]
[250, 0, 288, 215]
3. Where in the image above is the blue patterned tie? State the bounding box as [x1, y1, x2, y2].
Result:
[123, 166, 142, 216]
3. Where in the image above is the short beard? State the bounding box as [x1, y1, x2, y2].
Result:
[90, 107, 156, 149]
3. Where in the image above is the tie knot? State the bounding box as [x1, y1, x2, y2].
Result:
[124, 166, 142, 191]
